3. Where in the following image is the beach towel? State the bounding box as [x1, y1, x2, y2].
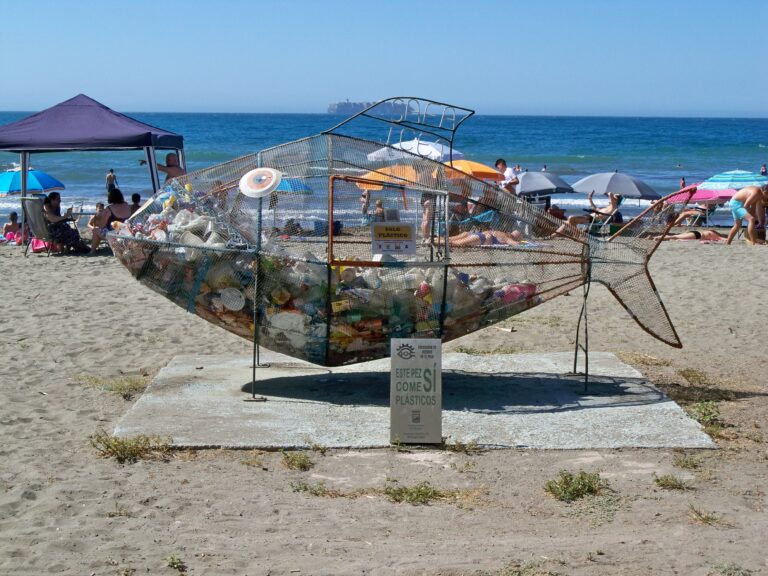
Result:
[30, 238, 53, 253]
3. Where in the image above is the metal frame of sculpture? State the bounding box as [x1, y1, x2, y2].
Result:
[108, 97, 695, 389]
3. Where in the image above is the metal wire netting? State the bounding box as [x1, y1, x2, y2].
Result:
[109, 130, 690, 365]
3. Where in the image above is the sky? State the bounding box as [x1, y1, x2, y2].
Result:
[1, 0, 766, 117]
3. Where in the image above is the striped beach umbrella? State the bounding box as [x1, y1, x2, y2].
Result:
[699, 170, 768, 191]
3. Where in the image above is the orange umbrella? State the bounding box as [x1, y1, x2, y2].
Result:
[441, 159, 503, 181]
[356, 165, 418, 190]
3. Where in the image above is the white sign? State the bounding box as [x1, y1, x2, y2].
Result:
[371, 223, 416, 255]
[390, 338, 442, 444]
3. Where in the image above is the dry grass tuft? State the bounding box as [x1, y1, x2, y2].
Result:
[280, 450, 313, 471]
[689, 504, 733, 528]
[291, 481, 345, 498]
[440, 437, 483, 454]
[653, 473, 693, 490]
[107, 502, 133, 518]
[672, 452, 703, 470]
[164, 554, 187, 573]
[710, 561, 754, 576]
[77, 373, 150, 400]
[241, 450, 267, 470]
[544, 470, 607, 502]
[618, 351, 671, 367]
[90, 429, 171, 464]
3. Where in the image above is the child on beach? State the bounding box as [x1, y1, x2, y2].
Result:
[88, 203, 105, 232]
[130, 193, 141, 214]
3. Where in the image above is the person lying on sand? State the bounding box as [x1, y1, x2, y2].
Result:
[449, 229, 522, 247]
[655, 229, 726, 242]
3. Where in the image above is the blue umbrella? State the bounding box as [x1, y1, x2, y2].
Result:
[275, 177, 312, 195]
[699, 170, 768, 191]
[0, 168, 65, 196]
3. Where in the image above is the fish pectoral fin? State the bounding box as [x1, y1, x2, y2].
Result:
[602, 270, 682, 348]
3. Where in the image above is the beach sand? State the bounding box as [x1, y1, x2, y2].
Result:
[1, 242, 766, 575]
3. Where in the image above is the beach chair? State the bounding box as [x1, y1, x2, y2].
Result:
[682, 204, 718, 227]
[21, 196, 54, 257]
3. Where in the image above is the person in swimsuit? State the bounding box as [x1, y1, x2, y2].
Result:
[656, 229, 726, 242]
[90, 189, 133, 253]
[42, 192, 89, 253]
[3, 211, 20, 239]
[105, 169, 118, 192]
[140, 153, 186, 183]
[726, 184, 768, 245]
[449, 229, 522, 247]
[552, 192, 622, 237]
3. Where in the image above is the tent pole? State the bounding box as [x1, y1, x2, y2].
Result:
[144, 147, 160, 194]
[20, 152, 29, 243]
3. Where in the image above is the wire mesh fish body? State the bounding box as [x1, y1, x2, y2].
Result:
[109, 98, 691, 366]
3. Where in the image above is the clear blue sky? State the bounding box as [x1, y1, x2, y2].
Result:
[2, 0, 766, 117]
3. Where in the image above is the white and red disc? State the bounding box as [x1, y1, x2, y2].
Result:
[238, 168, 282, 198]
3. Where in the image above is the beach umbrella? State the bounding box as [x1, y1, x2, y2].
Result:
[572, 171, 660, 200]
[516, 171, 574, 196]
[0, 167, 64, 196]
[367, 139, 464, 163]
[275, 178, 312, 195]
[357, 165, 418, 190]
[667, 183, 734, 204]
[441, 159, 502, 181]
[698, 170, 768, 191]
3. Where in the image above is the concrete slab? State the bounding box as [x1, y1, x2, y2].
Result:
[114, 351, 715, 449]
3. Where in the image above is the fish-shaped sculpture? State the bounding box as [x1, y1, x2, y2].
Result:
[109, 97, 693, 367]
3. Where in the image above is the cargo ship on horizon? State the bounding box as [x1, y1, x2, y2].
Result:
[327, 99, 413, 115]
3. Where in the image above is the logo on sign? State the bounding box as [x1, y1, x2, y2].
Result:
[396, 343, 415, 359]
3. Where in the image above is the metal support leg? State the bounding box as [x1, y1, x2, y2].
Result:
[245, 253, 269, 402]
[573, 263, 591, 393]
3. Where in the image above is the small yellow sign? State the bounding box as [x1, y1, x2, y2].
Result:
[371, 223, 416, 255]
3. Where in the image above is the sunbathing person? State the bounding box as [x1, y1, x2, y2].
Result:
[552, 192, 622, 237]
[656, 229, 727, 242]
[42, 192, 89, 253]
[90, 189, 133, 253]
[3, 211, 21, 241]
[673, 203, 720, 226]
[449, 229, 522, 247]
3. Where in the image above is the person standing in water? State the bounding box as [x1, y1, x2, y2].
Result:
[105, 169, 118, 192]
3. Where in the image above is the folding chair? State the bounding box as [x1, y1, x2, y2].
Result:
[21, 196, 54, 257]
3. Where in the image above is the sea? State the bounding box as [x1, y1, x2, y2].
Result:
[1, 112, 766, 227]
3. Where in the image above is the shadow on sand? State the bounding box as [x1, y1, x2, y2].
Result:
[242, 369, 669, 415]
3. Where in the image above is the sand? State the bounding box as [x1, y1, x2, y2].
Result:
[1, 241, 766, 576]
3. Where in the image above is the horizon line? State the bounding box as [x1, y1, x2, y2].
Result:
[1, 109, 767, 121]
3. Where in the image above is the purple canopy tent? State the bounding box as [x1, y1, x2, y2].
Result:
[0, 93, 184, 214]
